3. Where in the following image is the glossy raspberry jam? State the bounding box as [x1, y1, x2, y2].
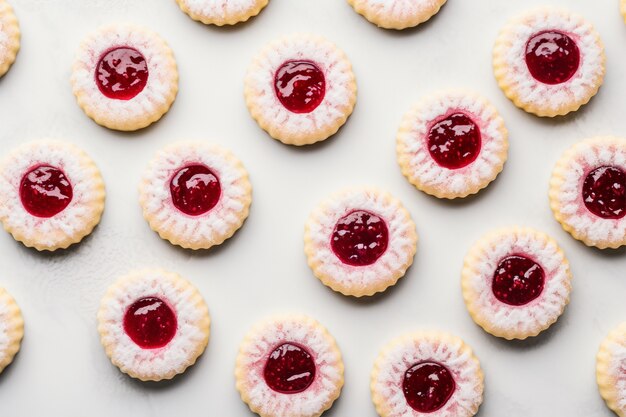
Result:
[428, 113, 482, 169]
[170, 164, 221, 216]
[95, 47, 149, 100]
[492, 255, 545, 306]
[582, 166, 626, 219]
[274, 60, 326, 113]
[331, 210, 389, 266]
[123, 297, 177, 349]
[525, 31, 580, 85]
[403, 361, 456, 413]
[263, 342, 316, 394]
[20, 165, 73, 218]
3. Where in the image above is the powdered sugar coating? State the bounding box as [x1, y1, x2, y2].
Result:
[550, 137, 626, 249]
[71, 23, 178, 131]
[175, 0, 268, 25]
[371, 331, 483, 417]
[244, 34, 357, 145]
[597, 323, 626, 417]
[493, 7, 605, 117]
[304, 188, 417, 297]
[235, 315, 344, 417]
[97, 269, 210, 381]
[0, 140, 105, 251]
[139, 141, 252, 250]
[461, 227, 571, 340]
[0, 287, 23, 374]
[347, 0, 446, 30]
[0, 0, 19, 77]
[397, 91, 508, 199]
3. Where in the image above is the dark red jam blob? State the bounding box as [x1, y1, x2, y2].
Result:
[19, 165, 73, 218]
[123, 297, 177, 349]
[170, 164, 221, 216]
[274, 60, 326, 114]
[330, 210, 389, 266]
[427, 113, 482, 169]
[95, 47, 149, 100]
[525, 31, 580, 85]
[263, 343, 316, 394]
[492, 255, 545, 306]
[582, 166, 626, 219]
[403, 361, 456, 413]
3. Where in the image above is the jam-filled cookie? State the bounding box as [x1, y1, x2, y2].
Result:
[0, 287, 23, 374]
[493, 7, 605, 117]
[0, 140, 105, 251]
[97, 269, 210, 381]
[139, 141, 252, 250]
[0, 0, 19, 78]
[597, 322, 626, 417]
[244, 34, 357, 146]
[71, 23, 178, 131]
[235, 315, 343, 417]
[397, 90, 508, 199]
[304, 188, 417, 297]
[347, 0, 446, 30]
[371, 331, 484, 417]
[175, 0, 269, 25]
[550, 136, 626, 249]
[462, 227, 571, 340]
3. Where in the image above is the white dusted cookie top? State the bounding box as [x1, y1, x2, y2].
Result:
[597, 323, 626, 417]
[175, 0, 269, 25]
[0, 0, 20, 77]
[347, 0, 447, 30]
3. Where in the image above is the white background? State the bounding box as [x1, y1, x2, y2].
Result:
[0, 0, 624, 416]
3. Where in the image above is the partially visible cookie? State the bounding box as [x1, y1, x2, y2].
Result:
[175, 0, 269, 25]
[493, 7, 605, 117]
[71, 23, 178, 131]
[371, 331, 484, 417]
[235, 315, 344, 417]
[0, 0, 19, 77]
[304, 188, 417, 297]
[462, 227, 571, 340]
[597, 322, 626, 417]
[0, 286, 23, 374]
[139, 141, 252, 250]
[347, 0, 446, 30]
[245, 34, 357, 146]
[622, 0, 626, 24]
[97, 269, 210, 382]
[397, 90, 508, 199]
[0, 140, 105, 251]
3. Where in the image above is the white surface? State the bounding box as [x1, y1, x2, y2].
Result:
[0, 0, 624, 416]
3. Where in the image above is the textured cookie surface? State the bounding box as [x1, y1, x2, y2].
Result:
[347, 0, 446, 30]
[597, 323, 626, 417]
[0, 0, 19, 77]
[0, 287, 23, 374]
[175, 0, 269, 25]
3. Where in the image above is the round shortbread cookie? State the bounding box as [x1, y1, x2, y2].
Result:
[0, 140, 105, 251]
[304, 188, 417, 297]
[244, 33, 357, 146]
[597, 322, 626, 417]
[550, 136, 626, 249]
[0, 286, 23, 375]
[139, 141, 252, 250]
[461, 227, 571, 340]
[0, 0, 19, 77]
[235, 315, 343, 417]
[175, 0, 269, 25]
[371, 331, 483, 417]
[97, 269, 210, 381]
[347, 0, 447, 30]
[493, 7, 605, 117]
[71, 23, 178, 131]
[397, 90, 508, 199]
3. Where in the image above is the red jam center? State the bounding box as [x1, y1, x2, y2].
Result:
[123, 297, 177, 349]
[331, 210, 389, 266]
[427, 113, 482, 169]
[263, 342, 316, 394]
[492, 255, 545, 306]
[274, 60, 326, 114]
[403, 361, 456, 413]
[582, 166, 626, 219]
[170, 164, 221, 216]
[95, 47, 149, 100]
[525, 31, 580, 85]
[19, 165, 73, 218]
